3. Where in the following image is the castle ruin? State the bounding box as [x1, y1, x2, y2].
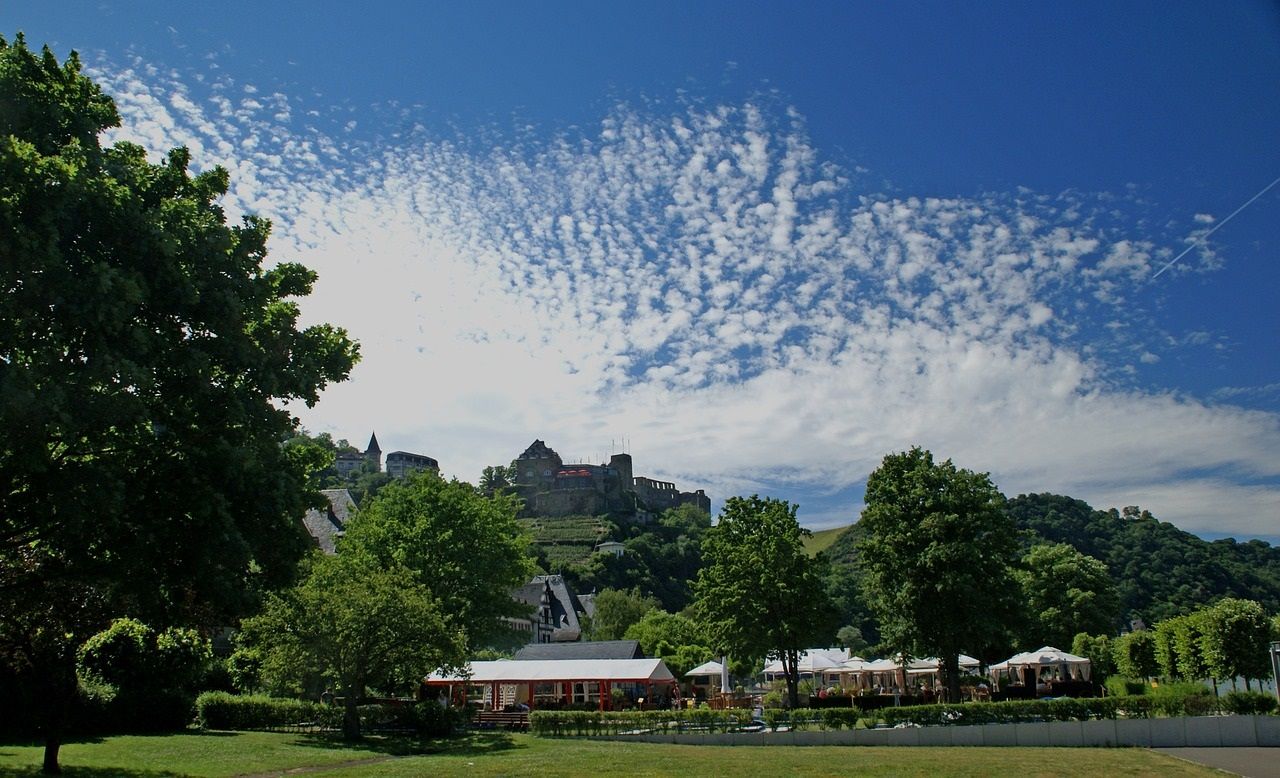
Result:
[512, 439, 710, 518]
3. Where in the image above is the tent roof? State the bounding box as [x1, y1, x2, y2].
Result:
[425, 658, 676, 684]
[991, 646, 1089, 670]
[685, 660, 724, 677]
[761, 648, 852, 674]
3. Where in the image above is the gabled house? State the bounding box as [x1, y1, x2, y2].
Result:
[300, 488, 356, 554]
[503, 574, 585, 643]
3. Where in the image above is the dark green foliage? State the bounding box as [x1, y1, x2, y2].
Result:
[0, 33, 358, 771]
[857, 448, 1023, 703]
[195, 692, 465, 736]
[561, 504, 713, 613]
[1019, 543, 1119, 648]
[1006, 495, 1280, 625]
[694, 496, 837, 709]
[340, 471, 535, 650]
[196, 691, 330, 731]
[1221, 691, 1278, 716]
[586, 588, 659, 641]
[77, 618, 212, 732]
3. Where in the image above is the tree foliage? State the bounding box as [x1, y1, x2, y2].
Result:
[338, 471, 534, 649]
[1070, 632, 1115, 683]
[1006, 494, 1280, 625]
[857, 448, 1022, 703]
[694, 496, 835, 708]
[623, 609, 714, 679]
[77, 618, 212, 732]
[0, 34, 358, 772]
[1018, 543, 1119, 648]
[1198, 598, 1272, 687]
[237, 552, 464, 739]
[585, 588, 659, 641]
[1112, 629, 1158, 680]
[563, 504, 713, 612]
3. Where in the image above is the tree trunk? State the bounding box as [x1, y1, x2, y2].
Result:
[342, 695, 361, 740]
[41, 649, 78, 775]
[783, 649, 800, 709]
[42, 734, 61, 775]
[944, 653, 961, 706]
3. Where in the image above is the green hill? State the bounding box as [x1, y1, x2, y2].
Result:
[521, 514, 610, 568]
[803, 525, 850, 557]
[823, 493, 1280, 629]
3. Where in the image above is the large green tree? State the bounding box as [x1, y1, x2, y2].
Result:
[0, 35, 358, 772]
[694, 496, 836, 708]
[857, 448, 1022, 703]
[237, 552, 464, 739]
[1018, 542, 1120, 648]
[338, 471, 534, 649]
[1197, 598, 1271, 691]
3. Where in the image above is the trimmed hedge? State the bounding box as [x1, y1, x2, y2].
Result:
[531, 708, 762, 737]
[195, 692, 466, 736]
[196, 692, 331, 731]
[1222, 691, 1278, 716]
[529, 687, 1257, 738]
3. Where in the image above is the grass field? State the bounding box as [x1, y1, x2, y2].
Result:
[0, 731, 1219, 777]
[803, 525, 849, 557]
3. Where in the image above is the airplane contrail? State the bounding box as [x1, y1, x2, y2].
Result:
[1150, 173, 1280, 280]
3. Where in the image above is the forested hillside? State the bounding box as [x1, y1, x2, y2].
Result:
[1005, 493, 1280, 623]
[823, 493, 1280, 631]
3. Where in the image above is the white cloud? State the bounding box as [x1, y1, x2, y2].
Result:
[86, 58, 1280, 540]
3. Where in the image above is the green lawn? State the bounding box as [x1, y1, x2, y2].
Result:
[0, 731, 1219, 777]
[802, 525, 849, 557]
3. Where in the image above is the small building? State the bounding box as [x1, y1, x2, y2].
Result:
[502, 574, 585, 643]
[595, 540, 626, 557]
[424, 658, 678, 711]
[385, 450, 439, 479]
[300, 489, 356, 554]
[335, 432, 382, 477]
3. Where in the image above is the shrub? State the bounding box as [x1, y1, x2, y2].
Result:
[821, 708, 860, 730]
[1105, 676, 1148, 697]
[78, 618, 213, 732]
[1221, 691, 1278, 716]
[195, 691, 330, 731]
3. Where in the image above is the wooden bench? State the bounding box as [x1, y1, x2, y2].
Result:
[473, 710, 530, 730]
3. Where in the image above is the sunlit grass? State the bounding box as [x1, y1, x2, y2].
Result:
[0, 731, 1218, 777]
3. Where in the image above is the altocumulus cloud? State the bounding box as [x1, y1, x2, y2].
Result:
[88, 56, 1280, 538]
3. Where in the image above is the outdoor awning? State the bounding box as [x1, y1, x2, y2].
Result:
[425, 658, 677, 684]
[685, 660, 724, 677]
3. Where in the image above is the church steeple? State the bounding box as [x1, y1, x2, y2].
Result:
[365, 432, 382, 471]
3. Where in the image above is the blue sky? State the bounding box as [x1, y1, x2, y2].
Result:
[10, 2, 1280, 541]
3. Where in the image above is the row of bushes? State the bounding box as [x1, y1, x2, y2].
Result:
[194, 692, 464, 736]
[529, 691, 1277, 737]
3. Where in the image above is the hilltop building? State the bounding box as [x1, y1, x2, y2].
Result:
[335, 432, 382, 477]
[334, 432, 438, 480]
[512, 439, 709, 518]
[385, 450, 439, 479]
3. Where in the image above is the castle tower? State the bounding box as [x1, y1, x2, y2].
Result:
[609, 453, 633, 486]
[365, 431, 382, 471]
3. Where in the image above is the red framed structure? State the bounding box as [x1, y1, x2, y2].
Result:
[424, 658, 678, 712]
